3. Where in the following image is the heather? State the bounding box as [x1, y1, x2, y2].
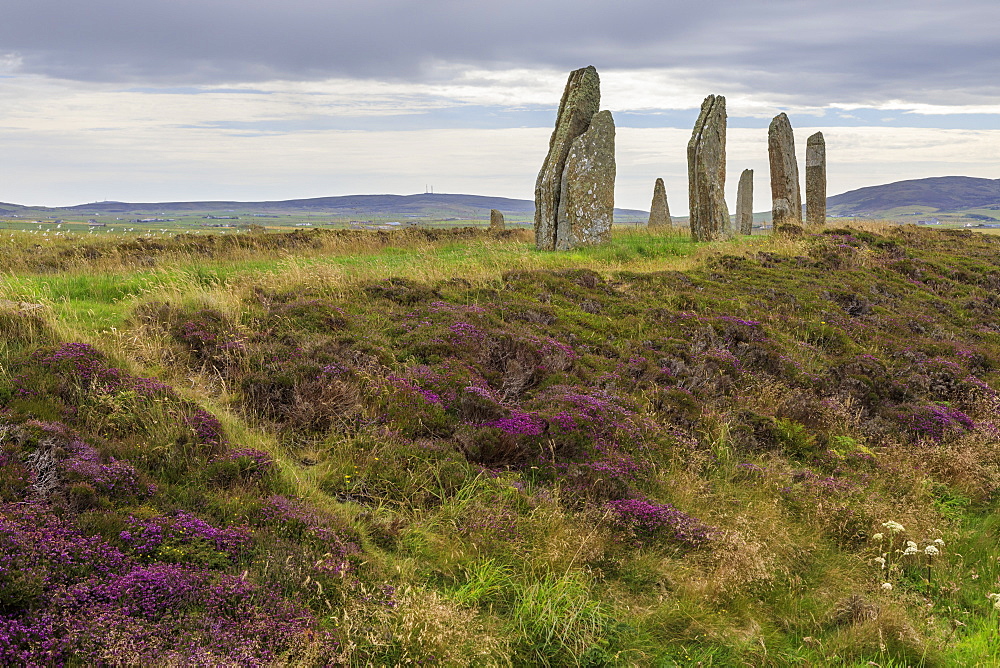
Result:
[2, 224, 1000, 664]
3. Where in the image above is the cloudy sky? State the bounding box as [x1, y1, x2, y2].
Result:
[1, 0, 998, 212]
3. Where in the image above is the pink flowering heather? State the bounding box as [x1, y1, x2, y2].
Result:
[0, 500, 338, 664]
[0, 503, 127, 590]
[898, 403, 975, 441]
[3, 564, 339, 665]
[184, 408, 226, 448]
[120, 511, 252, 561]
[479, 410, 546, 437]
[385, 375, 443, 406]
[27, 343, 171, 398]
[260, 495, 359, 550]
[61, 439, 152, 498]
[606, 497, 716, 549]
[449, 321, 486, 343]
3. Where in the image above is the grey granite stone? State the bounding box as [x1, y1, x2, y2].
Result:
[556, 110, 616, 250]
[687, 94, 730, 241]
[534, 66, 601, 250]
[806, 132, 826, 226]
[768, 113, 801, 225]
[648, 177, 672, 227]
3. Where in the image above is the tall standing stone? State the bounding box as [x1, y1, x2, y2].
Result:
[534, 66, 601, 250]
[768, 113, 801, 226]
[648, 178, 672, 227]
[490, 209, 505, 231]
[556, 110, 616, 249]
[687, 95, 730, 242]
[735, 169, 754, 234]
[806, 132, 826, 226]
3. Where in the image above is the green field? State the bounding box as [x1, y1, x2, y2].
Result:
[0, 198, 650, 239]
[0, 210, 534, 236]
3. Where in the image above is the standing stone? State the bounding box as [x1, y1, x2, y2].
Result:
[556, 110, 616, 249]
[490, 209, 505, 231]
[806, 132, 827, 226]
[647, 178, 672, 227]
[768, 113, 801, 226]
[735, 169, 754, 234]
[534, 66, 601, 250]
[687, 95, 730, 241]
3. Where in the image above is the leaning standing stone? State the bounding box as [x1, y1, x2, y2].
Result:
[768, 113, 801, 225]
[687, 94, 730, 241]
[806, 132, 826, 226]
[735, 169, 754, 234]
[534, 66, 601, 250]
[490, 209, 505, 231]
[648, 178, 672, 227]
[556, 110, 616, 249]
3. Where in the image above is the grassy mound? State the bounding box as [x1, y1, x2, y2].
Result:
[2, 225, 1000, 665]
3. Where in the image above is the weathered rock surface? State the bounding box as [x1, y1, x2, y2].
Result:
[768, 113, 801, 225]
[647, 178, 672, 227]
[490, 209, 505, 231]
[687, 95, 730, 242]
[556, 110, 616, 250]
[735, 169, 754, 235]
[534, 66, 601, 250]
[806, 132, 826, 226]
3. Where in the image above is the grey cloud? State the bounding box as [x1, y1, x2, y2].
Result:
[1, 0, 998, 106]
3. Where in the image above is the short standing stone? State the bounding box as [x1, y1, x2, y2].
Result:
[806, 132, 827, 226]
[735, 169, 754, 234]
[490, 209, 505, 231]
[768, 113, 801, 225]
[534, 66, 601, 250]
[556, 110, 616, 250]
[687, 95, 730, 241]
[648, 178, 672, 227]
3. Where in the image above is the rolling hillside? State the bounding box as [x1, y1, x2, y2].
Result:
[0, 192, 648, 220]
[828, 176, 1000, 218]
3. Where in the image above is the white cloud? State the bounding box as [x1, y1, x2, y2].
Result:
[619, 126, 1000, 215]
[0, 53, 22, 74]
[832, 101, 1000, 116]
[1, 70, 999, 210]
[5, 106, 1000, 213]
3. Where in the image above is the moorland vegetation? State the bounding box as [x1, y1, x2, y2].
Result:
[2, 223, 1000, 665]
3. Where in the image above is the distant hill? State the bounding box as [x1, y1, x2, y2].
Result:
[828, 176, 1000, 218]
[3, 193, 648, 219]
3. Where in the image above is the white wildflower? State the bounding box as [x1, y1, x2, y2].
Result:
[905, 540, 917, 549]
[924, 545, 940, 557]
[881, 582, 893, 592]
[934, 538, 945, 547]
[902, 545, 918, 556]
[882, 521, 905, 534]
[874, 556, 887, 568]
[872, 533, 884, 541]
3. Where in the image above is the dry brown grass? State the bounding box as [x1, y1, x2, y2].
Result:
[333, 584, 508, 665]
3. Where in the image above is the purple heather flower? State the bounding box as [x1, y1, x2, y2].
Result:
[479, 410, 546, 436]
[606, 496, 715, 548]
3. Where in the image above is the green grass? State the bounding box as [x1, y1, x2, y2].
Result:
[1, 226, 701, 337]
